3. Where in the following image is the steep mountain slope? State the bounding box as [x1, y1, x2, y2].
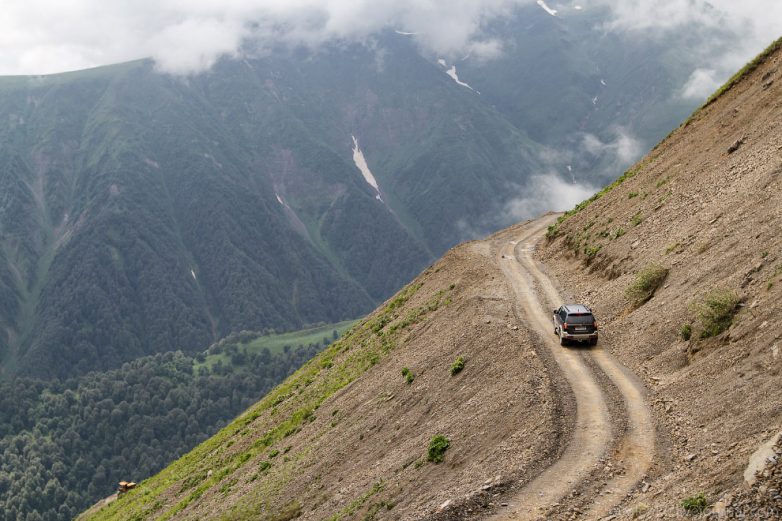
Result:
[81, 229, 569, 521]
[0, 6, 734, 379]
[0, 39, 545, 378]
[82, 37, 781, 520]
[538, 37, 782, 518]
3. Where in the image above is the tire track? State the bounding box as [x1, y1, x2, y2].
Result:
[489, 215, 655, 520]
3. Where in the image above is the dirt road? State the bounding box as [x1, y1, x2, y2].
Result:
[489, 215, 655, 520]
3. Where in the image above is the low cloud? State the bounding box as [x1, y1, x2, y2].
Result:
[0, 0, 528, 75]
[455, 171, 597, 241]
[581, 126, 644, 176]
[680, 68, 721, 100]
[3, 1, 780, 76]
[593, 0, 782, 101]
[502, 174, 597, 222]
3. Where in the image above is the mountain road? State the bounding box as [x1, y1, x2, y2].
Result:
[487, 215, 655, 520]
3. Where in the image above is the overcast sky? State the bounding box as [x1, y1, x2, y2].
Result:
[0, 0, 779, 76]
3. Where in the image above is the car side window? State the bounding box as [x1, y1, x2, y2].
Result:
[559, 310, 567, 320]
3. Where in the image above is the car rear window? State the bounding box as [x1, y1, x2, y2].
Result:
[567, 314, 594, 324]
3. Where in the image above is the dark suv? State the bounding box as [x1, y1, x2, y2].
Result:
[553, 304, 598, 346]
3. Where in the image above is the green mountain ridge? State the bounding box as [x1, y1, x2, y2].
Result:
[0, 320, 358, 520]
[0, 10, 717, 379]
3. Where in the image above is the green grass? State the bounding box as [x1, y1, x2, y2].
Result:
[401, 367, 414, 384]
[680, 324, 692, 341]
[610, 227, 626, 240]
[665, 242, 681, 255]
[702, 36, 782, 108]
[626, 264, 669, 308]
[450, 356, 465, 376]
[427, 435, 450, 463]
[326, 480, 384, 521]
[690, 289, 741, 338]
[85, 281, 455, 521]
[583, 244, 602, 258]
[681, 492, 707, 515]
[194, 320, 358, 372]
[546, 169, 637, 239]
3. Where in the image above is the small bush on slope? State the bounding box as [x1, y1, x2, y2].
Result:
[427, 435, 451, 463]
[450, 356, 465, 376]
[681, 492, 707, 515]
[626, 264, 669, 308]
[690, 289, 741, 338]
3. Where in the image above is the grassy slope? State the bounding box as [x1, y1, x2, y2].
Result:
[83, 273, 453, 520]
[194, 320, 358, 371]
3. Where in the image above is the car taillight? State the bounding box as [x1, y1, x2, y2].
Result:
[563, 323, 568, 330]
[594, 322, 599, 330]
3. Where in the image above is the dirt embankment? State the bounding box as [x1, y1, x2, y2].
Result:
[86, 228, 577, 520]
[537, 38, 782, 519]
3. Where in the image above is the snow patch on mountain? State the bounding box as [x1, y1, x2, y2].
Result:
[446, 66, 475, 91]
[537, 0, 558, 16]
[190, 269, 197, 280]
[351, 136, 383, 201]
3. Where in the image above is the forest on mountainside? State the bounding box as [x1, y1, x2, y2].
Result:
[0, 340, 326, 521]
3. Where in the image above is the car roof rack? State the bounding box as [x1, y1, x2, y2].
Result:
[563, 304, 592, 314]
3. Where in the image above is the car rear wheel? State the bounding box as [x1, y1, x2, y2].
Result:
[559, 332, 567, 346]
[590, 337, 598, 346]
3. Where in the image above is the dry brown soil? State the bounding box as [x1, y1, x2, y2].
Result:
[537, 39, 782, 520]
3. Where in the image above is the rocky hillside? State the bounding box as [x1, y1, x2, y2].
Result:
[81, 37, 782, 521]
[539, 36, 782, 518]
[80, 235, 567, 520]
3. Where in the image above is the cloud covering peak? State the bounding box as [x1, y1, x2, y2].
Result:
[0, 0, 525, 75]
[0, 0, 780, 76]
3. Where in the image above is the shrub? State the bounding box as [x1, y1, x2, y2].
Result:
[681, 492, 707, 514]
[631, 503, 649, 519]
[680, 324, 692, 341]
[427, 435, 451, 463]
[450, 356, 465, 376]
[626, 264, 669, 308]
[610, 227, 626, 240]
[584, 244, 602, 258]
[691, 289, 741, 338]
[401, 367, 414, 384]
[259, 461, 272, 472]
[631, 212, 643, 226]
[271, 501, 302, 521]
[628, 191, 638, 199]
